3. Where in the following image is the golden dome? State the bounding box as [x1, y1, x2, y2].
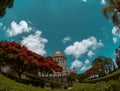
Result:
[52, 51, 64, 57]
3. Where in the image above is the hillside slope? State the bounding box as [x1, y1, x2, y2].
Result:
[0, 74, 65, 91]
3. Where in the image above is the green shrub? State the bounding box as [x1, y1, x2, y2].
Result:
[50, 81, 62, 89]
[84, 70, 120, 83]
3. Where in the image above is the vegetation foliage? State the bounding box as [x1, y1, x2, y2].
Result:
[0, 0, 14, 18]
[0, 41, 62, 81]
[102, 0, 120, 28]
[86, 56, 115, 79]
[84, 69, 120, 83]
[0, 73, 120, 91]
[0, 1, 120, 91]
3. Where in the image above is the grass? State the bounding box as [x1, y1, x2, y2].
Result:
[72, 83, 95, 91]
[0, 73, 97, 91]
[0, 70, 120, 91]
[72, 80, 120, 91]
[0, 73, 66, 91]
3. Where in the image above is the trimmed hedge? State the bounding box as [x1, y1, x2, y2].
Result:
[83, 69, 120, 83]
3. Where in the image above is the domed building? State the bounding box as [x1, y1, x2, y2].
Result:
[52, 51, 66, 67]
[38, 51, 76, 82]
[52, 51, 76, 81]
[52, 51, 71, 76]
[38, 50, 76, 82]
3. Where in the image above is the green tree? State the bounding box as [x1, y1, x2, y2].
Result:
[94, 56, 115, 75]
[102, 0, 120, 28]
[0, 41, 63, 81]
[68, 73, 78, 82]
[77, 73, 88, 82]
[0, 0, 14, 18]
[87, 56, 115, 78]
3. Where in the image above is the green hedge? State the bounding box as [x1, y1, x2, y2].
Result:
[83, 70, 120, 83]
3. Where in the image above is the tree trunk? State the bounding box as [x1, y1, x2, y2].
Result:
[98, 72, 100, 77]
[18, 73, 21, 82]
[0, 66, 2, 73]
[102, 71, 105, 76]
[41, 71, 42, 78]
[48, 73, 50, 80]
[109, 67, 112, 74]
[57, 72, 58, 81]
[113, 63, 116, 71]
[61, 73, 63, 82]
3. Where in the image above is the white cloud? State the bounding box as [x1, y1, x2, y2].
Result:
[21, 31, 48, 56]
[3, 26, 6, 30]
[71, 59, 83, 68]
[85, 59, 90, 64]
[82, 0, 87, 2]
[71, 58, 91, 72]
[80, 66, 88, 71]
[97, 40, 104, 47]
[0, 23, 3, 27]
[80, 59, 90, 71]
[112, 26, 120, 43]
[62, 36, 71, 43]
[113, 37, 118, 44]
[101, 0, 106, 5]
[6, 20, 32, 37]
[112, 26, 120, 36]
[80, 65, 91, 71]
[87, 50, 94, 57]
[64, 36, 104, 58]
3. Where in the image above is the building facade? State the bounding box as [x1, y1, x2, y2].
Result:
[38, 51, 76, 82]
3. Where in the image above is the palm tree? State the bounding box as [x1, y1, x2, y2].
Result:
[102, 0, 120, 28]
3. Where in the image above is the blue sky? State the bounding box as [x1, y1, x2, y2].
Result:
[0, 0, 120, 73]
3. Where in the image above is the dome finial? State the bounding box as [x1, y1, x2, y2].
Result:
[52, 50, 64, 57]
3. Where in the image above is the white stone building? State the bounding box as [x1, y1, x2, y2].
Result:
[38, 51, 76, 82]
[52, 51, 76, 76]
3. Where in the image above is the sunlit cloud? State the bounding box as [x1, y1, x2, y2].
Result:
[6, 20, 32, 37]
[21, 31, 48, 56]
[62, 36, 71, 44]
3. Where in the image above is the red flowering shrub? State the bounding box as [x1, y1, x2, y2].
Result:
[0, 41, 62, 80]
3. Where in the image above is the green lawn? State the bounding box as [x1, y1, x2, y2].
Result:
[72, 83, 95, 91]
[72, 80, 120, 91]
[0, 74, 66, 91]
[0, 71, 120, 91]
[0, 74, 94, 91]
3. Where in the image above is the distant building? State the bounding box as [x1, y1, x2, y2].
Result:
[38, 50, 76, 82]
[53, 51, 76, 74]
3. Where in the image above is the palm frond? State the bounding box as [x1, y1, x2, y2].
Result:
[108, 0, 116, 5]
[102, 5, 115, 19]
[112, 11, 120, 26]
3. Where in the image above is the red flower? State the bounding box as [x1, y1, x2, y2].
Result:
[24, 60, 29, 64]
[0, 48, 2, 51]
[32, 59, 39, 65]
